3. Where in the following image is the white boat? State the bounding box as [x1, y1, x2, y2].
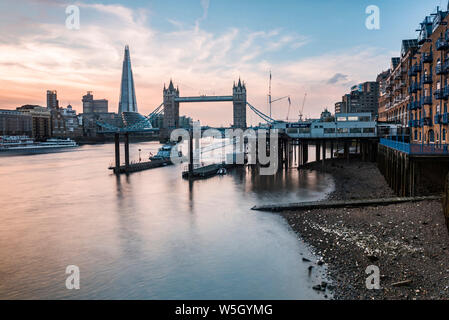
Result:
[0, 136, 79, 155]
[149, 144, 182, 164]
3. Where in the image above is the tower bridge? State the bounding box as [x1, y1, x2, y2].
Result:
[161, 79, 247, 138]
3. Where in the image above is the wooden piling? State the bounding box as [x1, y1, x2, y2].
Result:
[114, 133, 120, 175]
[124, 133, 130, 171]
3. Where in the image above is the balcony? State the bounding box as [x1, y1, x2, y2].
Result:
[413, 64, 422, 73]
[434, 89, 445, 100]
[380, 138, 449, 155]
[408, 120, 419, 127]
[422, 52, 433, 63]
[437, 37, 449, 50]
[436, 62, 449, 75]
[442, 112, 449, 124]
[423, 117, 433, 126]
[422, 96, 432, 105]
[408, 101, 419, 110]
[416, 100, 422, 109]
[409, 82, 421, 93]
[422, 75, 433, 84]
[435, 114, 441, 124]
[412, 120, 420, 127]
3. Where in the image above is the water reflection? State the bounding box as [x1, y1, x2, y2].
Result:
[0, 142, 334, 299]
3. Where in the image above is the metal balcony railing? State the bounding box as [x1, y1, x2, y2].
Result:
[422, 96, 433, 105]
[436, 62, 449, 75]
[442, 112, 449, 124]
[422, 52, 433, 63]
[422, 75, 432, 84]
[434, 89, 445, 100]
[437, 37, 449, 50]
[435, 114, 441, 124]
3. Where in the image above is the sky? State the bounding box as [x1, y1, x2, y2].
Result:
[0, 0, 448, 126]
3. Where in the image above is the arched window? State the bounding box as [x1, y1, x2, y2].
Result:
[443, 129, 447, 142]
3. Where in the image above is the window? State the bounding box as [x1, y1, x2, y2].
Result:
[324, 128, 336, 134]
[414, 130, 418, 140]
[363, 128, 375, 133]
[350, 128, 362, 133]
[444, 129, 447, 142]
[429, 130, 435, 143]
[298, 128, 311, 134]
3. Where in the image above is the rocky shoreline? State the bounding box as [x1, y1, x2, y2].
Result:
[282, 159, 449, 300]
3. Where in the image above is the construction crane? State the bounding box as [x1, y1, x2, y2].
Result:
[299, 93, 307, 121]
[268, 71, 291, 120]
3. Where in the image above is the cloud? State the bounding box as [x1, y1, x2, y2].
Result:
[0, 0, 389, 125]
[327, 73, 348, 84]
[201, 0, 210, 20]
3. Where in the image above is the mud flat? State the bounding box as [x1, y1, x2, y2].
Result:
[283, 159, 449, 300]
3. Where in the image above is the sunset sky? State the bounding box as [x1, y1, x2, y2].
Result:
[0, 0, 446, 126]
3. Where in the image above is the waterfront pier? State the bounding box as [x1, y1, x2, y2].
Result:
[378, 138, 449, 196]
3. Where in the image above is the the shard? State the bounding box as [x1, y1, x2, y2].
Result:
[118, 45, 138, 114]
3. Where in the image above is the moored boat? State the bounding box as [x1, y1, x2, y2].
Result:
[0, 136, 79, 155]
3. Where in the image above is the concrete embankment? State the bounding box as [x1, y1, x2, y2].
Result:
[252, 196, 441, 212]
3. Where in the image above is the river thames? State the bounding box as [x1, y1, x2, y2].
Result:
[0, 142, 333, 299]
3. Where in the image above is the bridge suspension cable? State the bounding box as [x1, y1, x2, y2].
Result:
[96, 102, 164, 133]
[247, 102, 276, 124]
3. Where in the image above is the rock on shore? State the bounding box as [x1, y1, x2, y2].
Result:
[283, 159, 449, 300]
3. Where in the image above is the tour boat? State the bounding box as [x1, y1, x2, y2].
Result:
[0, 136, 79, 155]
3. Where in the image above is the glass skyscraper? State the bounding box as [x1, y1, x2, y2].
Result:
[118, 45, 138, 114]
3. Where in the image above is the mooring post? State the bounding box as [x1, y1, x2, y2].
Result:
[322, 140, 326, 166]
[303, 141, 308, 164]
[114, 132, 120, 175]
[189, 128, 194, 178]
[330, 140, 334, 160]
[344, 141, 349, 161]
[124, 133, 130, 171]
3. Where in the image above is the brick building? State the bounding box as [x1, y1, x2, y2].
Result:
[409, 8, 449, 144]
[16, 105, 52, 140]
[0, 109, 32, 136]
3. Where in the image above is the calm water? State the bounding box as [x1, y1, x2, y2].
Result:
[0, 142, 333, 299]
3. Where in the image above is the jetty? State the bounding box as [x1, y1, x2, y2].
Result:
[109, 159, 171, 174]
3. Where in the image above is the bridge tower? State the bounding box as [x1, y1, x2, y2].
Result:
[162, 80, 180, 138]
[233, 79, 247, 129]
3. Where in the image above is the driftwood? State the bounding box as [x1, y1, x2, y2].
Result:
[391, 280, 412, 287]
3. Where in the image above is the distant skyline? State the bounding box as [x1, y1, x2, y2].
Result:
[0, 0, 448, 126]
